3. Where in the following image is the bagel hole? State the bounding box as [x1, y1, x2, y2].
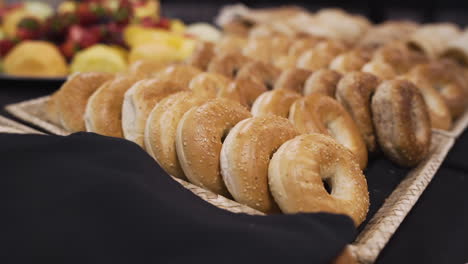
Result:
[265, 81, 274, 90]
[221, 129, 229, 143]
[407, 42, 424, 55]
[322, 178, 332, 194]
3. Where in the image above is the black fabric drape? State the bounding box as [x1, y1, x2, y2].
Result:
[0, 132, 355, 263]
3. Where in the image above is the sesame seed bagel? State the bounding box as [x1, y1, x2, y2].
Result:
[289, 93, 368, 169]
[268, 133, 369, 226]
[144, 91, 208, 179]
[122, 78, 186, 147]
[220, 115, 298, 213]
[303, 69, 342, 97]
[85, 74, 141, 138]
[176, 99, 251, 195]
[251, 89, 301, 117]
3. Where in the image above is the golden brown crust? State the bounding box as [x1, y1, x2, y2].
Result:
[329, 49, 371, 74]
[371, 80, 431, 167]
[296, 40, 347, 71]
[274, 68, 312, 93]
[144, 91, 209, 179]
[85, 74, 141, 138]
[236, 61, 281, 90]
[373, 42, 428, 75]
[407, 23, 460, 59]
[230, 79, 268, 108]
[303, 69, 342, 97]
[409, 61, 467, 118]
[358, 20, 419, 49]
[361, 59, 397, 81]
[54, 72, 115, 132]
[268, 133, 369, 226]
[185, 41, 215, 71]
[189, 72, 232, 99]
[154, 64, 202, 88]
[251, 89, 301, 118]
[207, 52, 250, 78]
[122, 78, 187, 147]
[220, 116, 298, 213]
[242, 35, 292, 65]
[127, 59, 172, 78]
[176, 99, 251, 195]
[336, 72, 380, 152]
[215, 35, 248, 55]
[45, 90, 61, 125]
[289, 93, 368, 169]
[404, 69, 452, 130]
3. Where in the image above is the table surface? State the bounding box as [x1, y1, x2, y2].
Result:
[1, 79, 468, 263]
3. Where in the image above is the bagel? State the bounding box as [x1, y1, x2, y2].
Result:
[154, 64, 202, 88]
[127, 59, 172, 78]
[408, 61, 467, 118]
[361, 59, 397, 80]
[51, 72, 114, 132]
[122, 79, 186, 147]
[336, 72, 380, 152]
[85, 74, 141, 137]
[215, 35, 247, 55]
[403, 74, 452, 130]
[175, 99, 251, 195]
[230, 79, 268, 108]
[358, 20, 419, 48]
[243, 35, 292, 65]
[371, 80, 431, 167]
[207, 52, 250, 78]
[220, 115, 298, 213]
[45, 91, 61, 125]
[303, 69, 342, 97]
[185, 41, 215, 71]
[289, 93, 368, 169]
[407, 23, 460, 59]
[443, 30, 468, 66]
[189, 72, 232, 98]
[251, 89, 301, 117]
[329, 49, 371, 74]
[236, 61, 281, 90]
[144, 91, 208, 179]
[373, 42, 428, 75]
[296, 40, 347, 71]
[268, 133, 369, 226]
[274, 68, 312, 93]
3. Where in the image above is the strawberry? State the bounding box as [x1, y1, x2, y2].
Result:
[154, 17, 171, 30]
[16, 17, 42, 40]
[139, 16, 170, 29]
[60, 39, 80, 60]
[68, 25, 100, 49]
[76, 2, 107, 25]
[0, 39, 16, 57]
[43, 13, 78, 41]
[112, 0, 132, 25]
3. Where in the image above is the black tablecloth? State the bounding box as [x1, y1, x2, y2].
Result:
[1, 79, 467, 263]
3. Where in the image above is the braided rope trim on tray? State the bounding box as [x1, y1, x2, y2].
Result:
[4, 97, 459, 263]
[0, 115, 42, 134]
[350, 132, 454, 263]
[5, 96, 68, 136]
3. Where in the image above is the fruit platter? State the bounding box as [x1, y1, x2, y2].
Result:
[0, 0, 221, 78]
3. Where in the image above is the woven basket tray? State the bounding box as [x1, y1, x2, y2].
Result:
[4, 96, 457, 263]
[0, 115, 42, 134]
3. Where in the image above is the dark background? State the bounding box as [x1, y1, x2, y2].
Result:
[161, 0, 468, 26]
